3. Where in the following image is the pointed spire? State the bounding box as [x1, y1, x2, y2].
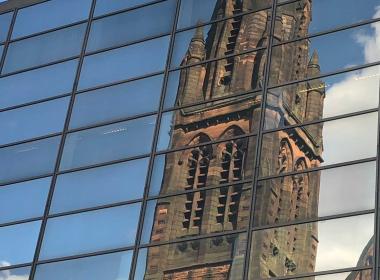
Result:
[308, 50, 320, 69]
[193, 23, 204, 41]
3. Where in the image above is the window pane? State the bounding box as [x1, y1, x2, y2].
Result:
[34, 251, 132, 280]
[0, 12, 12, 43]
[0, 221, 41, 268]
[50, 158, 149, 214]
[0, 136, 61, 184]
[249, 214, 374, 278]
[60, 115, 156, 171]
[12, 0, 91, 38]
[255, 162, 376, 227]
[0, 177, 51, 225]
[0, 59, 77, 110]
[78, 36, 169, 90]
[0, 266, 30, 280]
[3, 24, 86, 74]
[0, 97, 69, 145]
[70, 74, 163, 129]
[94, 0, 156, 16]
[87, 0, 175, 52]
[39, 203, 141, 260]
[135, 233, 246, 280]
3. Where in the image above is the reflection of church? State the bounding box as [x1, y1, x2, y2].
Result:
[144, 0, 327, 279]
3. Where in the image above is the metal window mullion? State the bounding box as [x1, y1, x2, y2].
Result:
[374, 72, 380, 279]
[28, 0, 97, 279]
[0, 8, 17, 74]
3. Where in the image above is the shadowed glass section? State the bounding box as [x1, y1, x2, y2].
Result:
[0, 177, 51, 225]
[34, 251, 133, 280]
[0, 12, 12, 43]
[94, 0, 157, 16]
[70, 74, 163, 129]
[0, 97, 69, 145]
[0, 221, 41, 268]
[3, 24, 86, 74]
[87, 0, 175, 52]
[50, 158, 149, 214]
[249, 214, 374, 279]
[78, 36, 170, 90]
[0, 266, 30, 280]
[60, 115, 156, 171]
[0, 59, 77, 110]
[135, 233, 247, 279]
[11, 0, 91, 39]
[0, 136, 61, 184]
[39, 203, 141, 260]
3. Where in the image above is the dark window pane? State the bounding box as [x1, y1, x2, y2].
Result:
[79, 36, 169, 90]
[94, 0, 156, 16]
[0, 59, 77, 110]
[3, 24, 86, 74]
[0, 266, 31, 280]
[34, 251, 132, 280]
[0, 221, 41, 268]
[60, 115, 156, 171]
[0, 177, 51, 225]
[12, 0, 91, 38]
[0, 12, 12, 43]
[87, 0, 175, 52]
[70, 75, 163, 129]
[0, 136, 61, 184]
[135, 233, 246, 280]
[0, 97, 69, 145]
[39, 203, 141, 260]
[50, 158, 149, 214]
[249, 214, 374, 278]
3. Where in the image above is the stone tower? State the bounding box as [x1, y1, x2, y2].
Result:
[144, 0, 325, 279]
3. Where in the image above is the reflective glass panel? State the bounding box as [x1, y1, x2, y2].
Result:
[94, 0, 157, 16]
[87, 0, 175, 52]
[0, 266, 30, 280]
[0, 59, 77, 109]
[292, 270, 373, 280]
[0, 136, 60, 184]
[60, 115, 156, 171]
[51, 158, 149, 214]
[78, 36, 169, 90]
[0, 221, 41, 268]
[277, 0, 380, 37]
[34, 251, 133, 280]
[150, 137, 257, 196]
[142, 184, 252, 244]
[255, 161, 376, 227]
[265, 65, 380, 130]
[0, 177, 51, 225]
[249, 214, 374, 278]
[39, 203, 141, 260]
[12, 0, 91, 38]
[269, 22, 380, 87]
[260, 112, 378, 177]
[135, 233, 246, 280]
[3, 24, 86, 74]
[0, 97, 69, 145]
[70, 74, 163, 129]
[0, 12, 12, 43]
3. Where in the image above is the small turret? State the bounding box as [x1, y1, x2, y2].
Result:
[182, 24, 206, 65]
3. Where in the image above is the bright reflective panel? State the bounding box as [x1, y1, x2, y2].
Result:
[34, 251, 133, 280]
[94, 0, 156, 16]
[60, 115, 156, 171]
[0, 97, 69, 145]
[70, 74, 163, 129]
[39, 203, 141, 260]
[135, 233, 247, 279]
[3, 24, 86, 74]
[12, 0, 91, 38]
[0, 136, 60, 184]
[51, 158, 149, 214]
[0, 12, 12, 43]
[0, 59, 77, 110]
[0, 266, 30, 280]
[0, 221, 41, 268]
[78, 36, 169, 90]
[293, 270, 373, 280]
[249, 214, 374, 278]
[87, 0, 175, 52]
[0, 177, 50, 225]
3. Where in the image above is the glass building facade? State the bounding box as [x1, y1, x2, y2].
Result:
[0, 0, 379, 279]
